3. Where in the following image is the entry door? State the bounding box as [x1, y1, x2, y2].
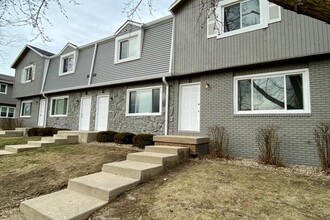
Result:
[95, 95, 109, 131]
[179, 83, 200, 132]
[37, 99, 46, 127]
[79, 97, 91, 131]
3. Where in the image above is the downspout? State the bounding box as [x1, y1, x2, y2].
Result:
[169, 11, 176, 76]
[41, 58, 50, 128]
[88, 43, 98, 85]
[162, 77, 169, 136]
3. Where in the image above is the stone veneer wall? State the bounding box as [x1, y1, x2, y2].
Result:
[46, 80, 169, 135]
[169, 57, 330, 167]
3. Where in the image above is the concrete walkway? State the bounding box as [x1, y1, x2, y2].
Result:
[20, 145, 190, 220]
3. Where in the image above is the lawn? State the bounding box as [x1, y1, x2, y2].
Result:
[1, 137, 330, 220]
[0, 136, 41, 150]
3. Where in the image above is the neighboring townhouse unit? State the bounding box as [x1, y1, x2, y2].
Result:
[0, 74, 17, 128]
[168, 0, 330, 166]
[11, 16, 173, 134]
[11, 45, 54, 127]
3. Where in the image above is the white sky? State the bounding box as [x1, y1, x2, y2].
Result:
[0, 0, 173, 76]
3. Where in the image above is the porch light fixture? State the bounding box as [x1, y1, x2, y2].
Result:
[205, 83, 210, 89]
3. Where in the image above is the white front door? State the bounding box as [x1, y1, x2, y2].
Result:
[79, 97, 91, 131]
[37, 99, 46, 127]
[95, 95, 109, 131]
[179, 83, 200, 132]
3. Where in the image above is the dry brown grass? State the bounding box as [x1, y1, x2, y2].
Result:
[91, 159, 330, 220]
[0, 141, 138, 219]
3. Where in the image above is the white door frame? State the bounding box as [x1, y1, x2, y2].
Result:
[79, 96, 92, 131]
[37, 99, 47, 127]
[178, 82, 201, 132]
[95, 95, 109, 131]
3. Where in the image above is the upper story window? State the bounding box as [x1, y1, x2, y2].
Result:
[50, 96, 68, 117]
[115, 30, 142, 64]
[126, 86, 161, 116]
[208, 0, 281, 38]
[21, 64, 35, 84]
[0, 83, 7, 94]
[20, 100, 32, 117]
[59, 51, 77, 76]
[0, 106, 15, 118]
[234, 69, 310, 114]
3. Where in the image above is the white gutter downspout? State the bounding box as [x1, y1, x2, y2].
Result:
[162, 77, 169, 135]
[41, 58, 50, 128]
[88, 43, 98, 85]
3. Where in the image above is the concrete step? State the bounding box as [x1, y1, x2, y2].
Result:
[145, 145, 190, 162]
[5, 145, 41, 153]
[127, 152, 178, 169]
[102, 160, 163, 182]
[20, 189, 107, 220]
[27, 140, 55, 147]
[68, 172, 139, 201]
[0, 130, 24, 137]
[0, 150, 14, 155]
[153, 135, 209, 145]
[53, 134, 79, 144]
[41, 137, 68, 145]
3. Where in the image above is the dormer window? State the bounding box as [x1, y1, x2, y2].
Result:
[21, 64, 35, 84]
[0, 83, 7, 94]
[115, 30, 142, 64]
[59, 51, 77, 76]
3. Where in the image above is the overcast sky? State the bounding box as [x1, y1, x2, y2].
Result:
[0, 0, 173, 76]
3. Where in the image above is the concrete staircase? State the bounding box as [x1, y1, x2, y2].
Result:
[0, 134, 79, 156]
[0, 130, 24, 137]
[20, 145, 190, 220]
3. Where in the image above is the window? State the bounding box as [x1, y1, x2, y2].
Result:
[126, 86, 161, 116]
[50, 96, 68, 116]
[21, 65, 35, 83]
[0, 106, 15, 118]
[0, 83, 7, 94]
[209, 0, 281, 38]
[234, 69, 310, 114]
[20, 101, 32, 117]
[115, 30, 142, 64]
[59, 51, 77, 76]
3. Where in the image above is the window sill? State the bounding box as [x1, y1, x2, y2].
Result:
[126, 113, 161, 117]
[49, 115, 68, 117]
[59, 71, 74, 76]
[20, 116, 31, 118]
[21, 81, 32, 84]
[217, 23, 268, 39]
[234, 112, 312, 117]
[115, 56, 141, 64]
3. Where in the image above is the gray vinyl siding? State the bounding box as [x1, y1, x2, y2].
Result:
[92, 19, 172, 84]
[44, 46, 94, 91]
[117, 24, 141, 36]
[173, 0, 330, 75]
[168, 57, 330, 167]
[0, 84, 16, 106]
[61, 45, 76, 55]
[12, 50, 45, 98]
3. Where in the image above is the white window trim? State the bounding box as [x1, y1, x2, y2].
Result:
[114, 30, 142, 64]
[50, 96, 69, 117]
[20, 100, 33, 118]
[0, 106, 15, 118]
[233, 68, 311, 115]
[0, 83, 7, 94]
[59, 51, 77, 76]
[216, 0, 269, 39]
[21, 64, 35, 84]
[126, 85, 162, 116]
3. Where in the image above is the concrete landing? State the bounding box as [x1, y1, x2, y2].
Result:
[20, 189, 107, 220]
[5, 145, 41, 153]
[0, 130, 24, 137]
[0, 150, 14, 155]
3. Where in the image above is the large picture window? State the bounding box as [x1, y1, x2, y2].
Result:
[234, 69, 310, 114]
[51, 96, 68, 116]
[20, 101, 32, 117]
[126, 86, 161, 116]
[0, 106, 15, 118]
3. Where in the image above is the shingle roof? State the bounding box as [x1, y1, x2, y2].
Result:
[29, 45, 54, 57]
[0, 74, 14, 84]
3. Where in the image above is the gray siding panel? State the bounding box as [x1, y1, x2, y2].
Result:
[61, 46, 76, 55]
[44, 46, 94, 91]
[92, 20, 172, 84]
[12, 50, 45, 98]
[0, 84, 17, 105]
[117, 24, 141, 36]
[173, 0, 330, 75]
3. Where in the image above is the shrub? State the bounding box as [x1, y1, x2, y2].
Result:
[28, 127, 69, 137]
[28, 128, 40, 136]
[114, 132, 135, 144]
[257, 125, 283, 166]
[314, 123, 330, 174]
[208, 125, 229, 159]
[96, 131, 118, 142]
[133, 134, 154, 149]
[37, 127, 54, 136]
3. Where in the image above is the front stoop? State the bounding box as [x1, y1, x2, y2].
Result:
[20, 145, 190, 220]
[0, 134, 79, 156]
[0, 130, 24, 137]
[153, 135, 210, 156]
